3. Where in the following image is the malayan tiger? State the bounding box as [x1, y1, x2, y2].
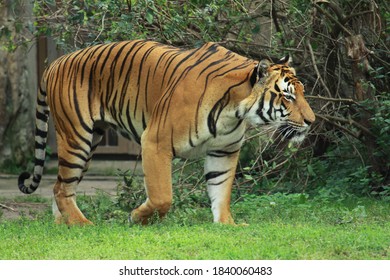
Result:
[18, 40, 315, 225]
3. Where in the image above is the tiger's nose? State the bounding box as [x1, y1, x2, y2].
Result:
[304, 119, 312, 126]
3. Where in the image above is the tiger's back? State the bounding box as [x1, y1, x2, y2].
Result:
[45, 40, 256, 151]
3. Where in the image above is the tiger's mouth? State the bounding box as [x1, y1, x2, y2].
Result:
[277, 124, 308, 142]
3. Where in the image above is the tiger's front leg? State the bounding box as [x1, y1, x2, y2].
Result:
[204, 149, 241, 224]
[130, 131, 173, 225]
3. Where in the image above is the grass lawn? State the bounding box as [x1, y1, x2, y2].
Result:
[0, 193, 389, 260]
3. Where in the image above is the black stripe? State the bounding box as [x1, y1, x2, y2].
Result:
[152, 48, 176, 78]
[267, 92, 277, 120]
[84, 45, 109, 118]
[160, 52, 181, 90]
[59, 157, 85, 169]
[205, 170, 229, 181]
[249, 65, 259, 87]
[35, 141, 46, 150]
[73, 71, 93, 134]
[274, 83, 280, 92]
[207, 149, 239, 157]
[36, 111, 48, 122]
[100, 106, 105, 120]
[208, 177, 229, 186]
[99, 42, 120, 75]
[142, 111, 147, 130]
[214, 60, 255, 79]
[165, 48, 198, 87]
[34, 157, 45, 167]
[143, 68, 151, 111]
[256, 88, 270, 124]
[125, 102, 141, 144]
[189, 126, 195, 147]
[119, 40, 145, 74]
[65, 48, 87, 80]
[56, 80, 92, 149]
[68, 150, 88, 162]
[57, 176, 79, 184]
[68, 142, 90, 159]
[225, 134, 244, 147]
[171, 128, 176, 157]
[224, 119, 243, 135]
[207, 75, 250, 137]
[35, 127, 48, 138]
[32, 175, 42, 184]
[197, 57, 229, 79]
[134, 44, 158, 117]
[39, 86, 47, 96]
[37, 98, 47, 106]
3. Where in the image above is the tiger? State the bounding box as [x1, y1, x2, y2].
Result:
[18, 40, 315, 225]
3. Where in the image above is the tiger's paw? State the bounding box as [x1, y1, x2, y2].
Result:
[130, 210, 149, 225]
[55, 214, 94, 226]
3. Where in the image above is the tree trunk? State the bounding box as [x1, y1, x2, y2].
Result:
[345, 34, 387, 181]
[0, 1, 36, 169]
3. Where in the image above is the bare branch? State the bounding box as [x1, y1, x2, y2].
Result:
[316, 112, 375, 139]
[305, 95, 358, 105]
[306, 39, 333, 97]
[315, 113, 359, 139]
[0, 203, 16, 212]
[314, 2, 353, 36]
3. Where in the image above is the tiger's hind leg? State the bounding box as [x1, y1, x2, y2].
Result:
[53, 130, 97, 226]
[53, 129, 104, 225]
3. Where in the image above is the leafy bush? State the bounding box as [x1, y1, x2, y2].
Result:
[369, 92, 390, 170]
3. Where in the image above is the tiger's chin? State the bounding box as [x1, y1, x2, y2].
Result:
[277, 124, 308, 144]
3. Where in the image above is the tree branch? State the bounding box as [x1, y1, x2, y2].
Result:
[0, 203, 16, 212]
[314, 2, 353, 36]
[315, 113, 359, 139]
[316, 113, 375, 138]
[306, 39, 333, 97]
[305, 95, 358, 105]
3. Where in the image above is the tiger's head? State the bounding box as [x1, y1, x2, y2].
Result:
[237, 56, 315, 143]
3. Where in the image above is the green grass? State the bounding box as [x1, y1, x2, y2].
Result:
[0, 193, 389, 260]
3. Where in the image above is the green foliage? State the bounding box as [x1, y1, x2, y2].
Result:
[234, 130, 388, 199]
[0, 146, 51, 175]
[78, 191, 123, 224]
[33, 0, 259, 52]
[0, 159, 25, 174]
[0, 0, 35, 51]
[369, 92, 390, 164]
[114, 169, 146, 213]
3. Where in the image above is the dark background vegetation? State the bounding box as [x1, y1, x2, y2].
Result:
[1, 0, 389, 200]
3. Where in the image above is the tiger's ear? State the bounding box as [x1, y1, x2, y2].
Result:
[256, 59, 271, 78]
[277, 54, 292, 66]
[251, 59, 271, 86]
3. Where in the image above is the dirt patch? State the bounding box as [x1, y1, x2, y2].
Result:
[0, 201, 50, 221]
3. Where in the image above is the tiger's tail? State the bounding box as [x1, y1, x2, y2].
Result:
[18, 76, 49, 194]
